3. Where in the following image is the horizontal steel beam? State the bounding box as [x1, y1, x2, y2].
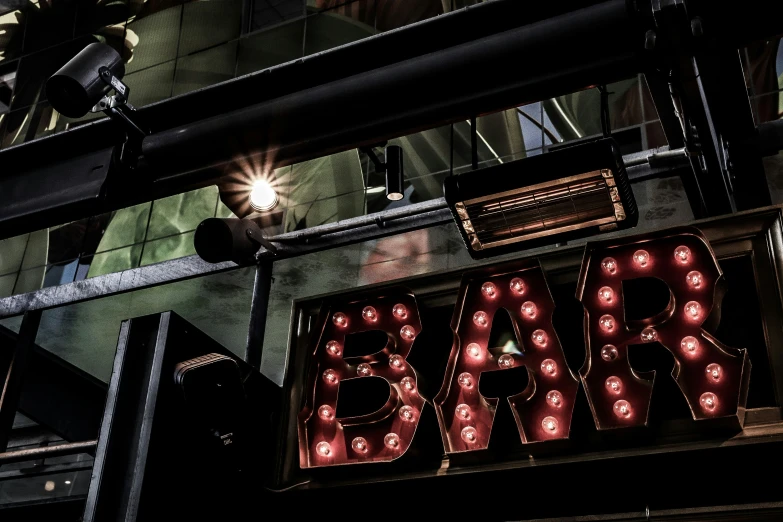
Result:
[0, 440, 97, 465]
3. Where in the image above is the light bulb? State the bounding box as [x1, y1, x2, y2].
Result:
[674, 245, 691, 265]
[531, 329, 548, 347]
[633, 249, 650, 268]
[613, 399, 632, 418]
[700, 392, 718, 412]
[601, 257, 618, 275]
[362, 306, 378, 322]
[521, 301, 537, 319]
[546, 390, 563, 408]
[599, 314, 615, 332]
[384, 433, 401, 449]
[542, 416, 559, 433]
[640, 327, 658, 343]
[351, 437, 369, 454]
[399, 405, 417, 422]
[318, 405, 335, 421]
[458, 372, 474, 389]
[332, 312, 348, 328]
[706, 363, 722, 382]
[357, 363, 372, 376]
[481, 282, 497, 299]
[686, 271, 703, 289]
[461, 426, 478, 443]
[316, 441, 331, 457]
[466, 343, 481, 358]
[541, 359, 557, 377]
[322, 369, 339, 385]
[473, 311, 489, 327]
[605, 376, 622, 394]
[598, 286, 614, 303]
[510, 277, 526, 295]
[326, 340, 342, 357]
[681, 336, 699, 354]
[601, 344, 618, 361]
[400, 376, 416, 393]
[393, 303, 408, 319]
[498, 354, 514, 369]
[400, 325, 416, 340]
[684, 301, 702, 321]
[249, 179, 279, 211]
[389, 354, 405, 370]
[455, 404, 471, 419]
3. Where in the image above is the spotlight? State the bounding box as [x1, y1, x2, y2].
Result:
[194, 218, 277, 264]
[360, 144, 405, 201]
[249, 180, 279, 212]
[444, 138, 638, 259]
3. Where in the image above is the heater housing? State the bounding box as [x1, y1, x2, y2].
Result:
[444, 138, 638, 259]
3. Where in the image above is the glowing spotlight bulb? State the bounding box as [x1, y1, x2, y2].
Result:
[455, 404, 471, 420]
[393, 303, 408, 319]
[332, 312, 348, 328]
[399, 405, 417, 422]
[458, 372, 474, 389]
[466, 343, 481, 358]
[400, 376, 416, 392]
[521, 301, 537, 319]
[400, 325, 416, 340]
[706, 363, 723, 382]
[357, 363, 372, 376]
[613, 400, 632, 418]
[351, 437, 369, 454]
[481, 282, 497, 299]
[531, 329, 548, 347]
[700, 392, 718, 412]
[605, 376, 622, 394]
[633, 249, 650, 267]
[601, 257, 618, 275]
[681, 336, 699, 354]
[325, 340, 342, 357]
[601, 344, 618, 361]
[674, 245, 691, 264]
[510, 277, 526, 295]
[546, 390, 563, 408]
[249, 179, 279, 212]
[318, 405, 335, 421]
[322, 369, 339, 385]
[541, 359, 557, 377]
[599, 314, 615, 332]
[316, 441, 331, 457]
[362, 306, 378, 322]
[542, 416, 559, 433]
[598, 286, 614, 303]
[685, 301, 702, 321]
[461, 426, 478, 443]
[389, 354, 405, 370]
[473, 311, 489, 327]
[498, 354, 514, 369]
[686, 271, 703, 289]
[640, 327, 658, 343]
[384, 433, 401, 449]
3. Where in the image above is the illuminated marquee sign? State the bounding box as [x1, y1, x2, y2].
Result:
[297, 227, 751, 467]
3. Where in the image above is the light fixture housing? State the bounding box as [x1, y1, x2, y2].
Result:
[385, 145, 404, 201]
[444, 138, 637, 259]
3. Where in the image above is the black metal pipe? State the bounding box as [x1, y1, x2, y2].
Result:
[0, 440, 97, 465]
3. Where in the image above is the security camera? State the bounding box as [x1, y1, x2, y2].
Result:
[194, 218, 277, 264]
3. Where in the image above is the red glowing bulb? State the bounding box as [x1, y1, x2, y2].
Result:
[601, 344, 618, 361]
[318, 405, 335, 421]
[685, 301, 702, 321]
[481, 282, 498, 299]
[399, 405, 417, 422]
[400, 325, 416, 340]
[546, 390, 563, 408]
[322, 369, 339, 385]
[357, 363, 372, 376]
[389, 354, 405, 370]
[461, 426, 478, 443]
[326, 340, 342, 356]
[633, 249, 650, 267]
[521, 301, 537, 319]
[458, 372, 474, 388]
[400, 376, 416, 392]
[392, 303, 408, 319]
[542, 416, 559, 433]
[362, 306, 378, 322]
[599, 314, 615, 332]
[700, 392, 718, 412]
[640, 327, 658, 343]
[601, 257, 618, 275]
[613, 400, 632, 418]
[510, 277, 526, 295]
[674, 245, 691, 265]
[706, 363, 722, 382]
[498, 354, 514, 369]
[466, 343, 481, 358]
[351, 437, 369, 454]
[541, 359, 557, 377]
[473, 311, 489, 327]
[605, 376, 622, 394]
[384, 433, 401, 449]
[332, 312, 348, 327]
[455, 404, 471, 419]
[681, 336, 699, 354]
[316, 441, 331, 457]
[531, 329, 548, 347]
[686, 271, 703, 289]
[598, 286, 614, 303]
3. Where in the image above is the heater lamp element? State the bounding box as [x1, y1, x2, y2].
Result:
[444, 139, 638, 259]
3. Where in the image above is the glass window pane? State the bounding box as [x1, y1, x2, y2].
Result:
[173, 40, 237, 96]
[178, 0, 241, 57]
[139, 231, 196, 266]
[252, 0, 304, 31]
[124, 5, 182, 74]
[303, 5, 375, 56]
[94, 203, 151, 253]
[85, 244, 143, 278]
[123, 59, 175, 107]
[236, 18, 304, 76]
[146, 187, 219, 241]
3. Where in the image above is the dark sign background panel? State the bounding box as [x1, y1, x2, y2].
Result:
[275, 207, 783, 520]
